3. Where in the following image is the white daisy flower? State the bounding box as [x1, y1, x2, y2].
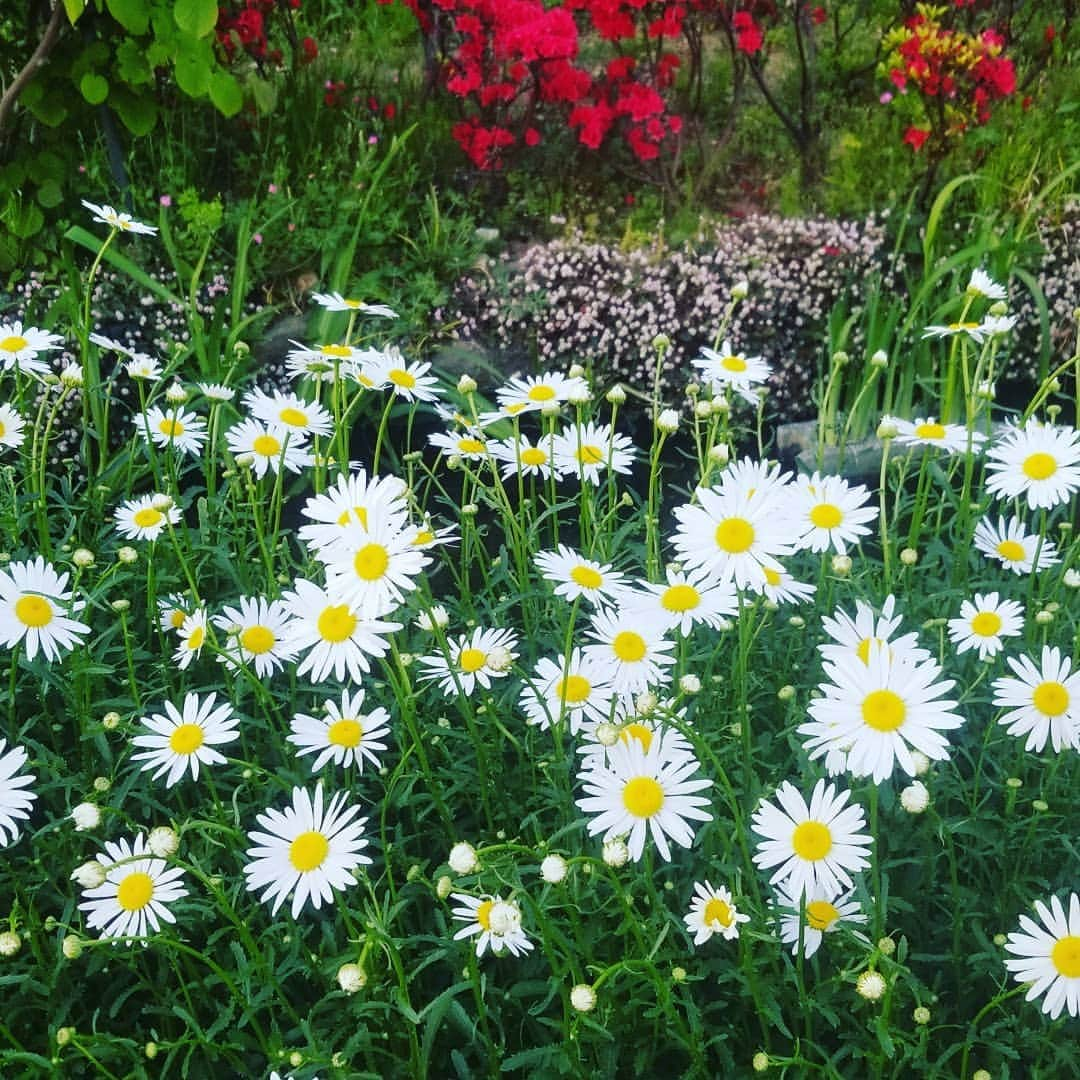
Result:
[225, 418, 312, 478]
[288, 688, 391, 773]
[451, 893, 534, 958]
[428, 429, 491, 461]
[790, 471, 879, 555]
[173, 608, 208, 671]
[197, 382, 235, 401]
[800, 644, 964, 784]
[495, 371, 589, 416]
[138, 406, 208, 457]
[0, 556, 90, 662]
[980, 314, 1017, 337]
[519, 650, 617, 733]
[533, 544, 630, 606]
[242, 386, 334, 443]
[947, 592, 1024, 660]
[966, 268, 1007, 300]
[213, 596, 299, 677]
[818, 595, 932, 668]
[125, 354, 162, 381]
[991, 645, 1080, 753]
[751, 779, 872, 900]
[715, 456, 794, 503]
[78, 834, 187, 943]
[576, 711, 693, 773]
[1004, 893, 1080, 1019]
[310, 293, 398, 318]
[684, 881, 750, 945]
[361, 348, 442, 402]
[297, 469, 409, 552]
[243, 784, 372, 919]
[694, 341, 772, 406]
[621, 565, 738, 636]
[757, 563, 817, 605]
[489, 433, 563, 480]
[0, 403, 26, 449]
[417, 626, 519, 697]
[582, 608, 675, 699]
[884, 415, 986, 455]
[774, 882, 867, 959]
[973, 515, 1060, 575]
[285, 340, 361, 383]
[575, 737, 712, 862]
[550, 421, 634, 485]
[984, 422, 1080, 510]
[81, 199, 157, 235]
[130, 691, 240, 788]
[0, 739, 36, 846]
[113, 493, 181, 541]
[282, 579, 400, 684]
[921, 321, 987, 343]
[157, 593, 193, 634]
[0, 320, 63, 375]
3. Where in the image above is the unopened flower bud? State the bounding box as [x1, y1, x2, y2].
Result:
[457, 374, 477, 394]
[540, 854, 569, 884]
[102, 711, 120, 730]
[856, 970, 887, 1001]
[870, 349, 888, 369]
[337, 962, 366, 994]
[0, 931, 21, 957]
[448, 842, 479, 875]
[731, 280, 749, 300]
[900, 780, 929, 814]
[594, 722, 619, 747]
[753, 1052, 770, 1073]
[657, 408, 679, 434]
[831, 554, 852, 577]
[165, 381, 188, 404]
[913, 1006, 931, 1025]
[72, 861, 106, 889]
[652, 333, 671, 352]
[436, 875, 453, 899]
[567, 363, 586, 379]
[602, 837, 629, 867]
[62, 935, 83, 960]
[148, 826, 179, 858]
[570, 983, 597, 1012]
[56, 1026, 75, 1047]
[709, 443, 730, 465]
[877, 937, 896, 956]
[777, 685, 796, 702]
[117, 546, 137, 564]
[877, 420, 898, 440]
[70, 803, 100, 831]
[900, 547, 918, 566]
[606, 384, 626, 405]
[679, 674, 701, 694]
[72, 548, 95, 568]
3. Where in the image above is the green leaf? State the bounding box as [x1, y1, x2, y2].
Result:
[174, 0, 218, 37]
[209, 70, 242, 117]
[62, 0, 86, 25]
[79, 73, 109, 105]
[36, 180, 63, 209]
[111, 90, 157, 135]
[175, 54, 211, 98]
[9, 203, 44, 239]
[115, 39, 152, 86]
[105, 0, 150, 35]
[64, 226, 183, 304]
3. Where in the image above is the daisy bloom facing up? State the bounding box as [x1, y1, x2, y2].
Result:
[774, 883, 867, 959]
[751, 779, 872, 899]
[694, 341, 772, 406]
[213, 596, 298, 678]
[991, 646, 1080, 754]
[575, 737, 712, 862]
[288, 688, 391, 773]
[884, 416, 985, 455]
[296, 469, 408, 552]
[226, 418, 311, 479]
[131, 691, 240, 788]
[417, 626, 519, 697]
[621, 565, 738, 637]
[310, 292, 398, 318]
[684, 881, 750, 945]
[173, 608, 208, 671]
[519, 650, 616, 733]
[818, 595, 931, 668]
[428, 428, 490, 462]
[495, 371, 588, 416]
[984, 422, 1080, 510]
[243, 784, 372, 919]
[0, 403, 26, 450]
[490, 433, 562, 480]
[361, 348, 442, 403]
[114, 493, 181, 541]
[947, 592, 1024, 660]
[1005, 894, 1080, 1019]
[78, 834, 187, 943]
[0, 320, 63, 376]
[790, 472, 879, 555]
[451, 893, 534, 959]
[81, 199, 157, 235]
[138, 406, 208, 457]
[0, 739, 36, 846]
[243, 386, 334, 443]
[533, 544, 629, 606]
[551, 421, 635, 485]
[973, 515, 1060, 575]
[583, 608, 675, 699]
[0, 556, 90, 662]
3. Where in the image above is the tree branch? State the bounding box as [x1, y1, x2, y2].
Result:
[0, 1, 67, 148]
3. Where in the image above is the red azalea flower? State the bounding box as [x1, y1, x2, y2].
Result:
[903, 126, 930, 151]
[524, 127, 541, 146]
[811, 6, 826, 25]
[301, 36, 318, 62]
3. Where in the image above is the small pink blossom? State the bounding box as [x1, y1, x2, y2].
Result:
[267, 183, 278, 195]
[879, 92, 893, 105]
[159, 194, 172, 207]
[252, 233, 263, 245]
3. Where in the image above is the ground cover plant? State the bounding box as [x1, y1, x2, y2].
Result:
[0, 202, 1077, 1078]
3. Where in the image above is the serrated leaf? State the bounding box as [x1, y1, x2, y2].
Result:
[105, 0, 149, 35]
[209, 70, 242, 117]
[79, 72, 109, 104]
[174, 0, 218, 37]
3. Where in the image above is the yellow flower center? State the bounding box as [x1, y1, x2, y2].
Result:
[0, 335, 28, 353]
[159, 418, 184, 437]
[622, 776, 664, 818]
[185, 626, 205, 651]
[169, 609, 187, 629]
[133, 507, 163, 529]
[459, 647, 487, 673]
[353, 543, 389, 581]
[806, 899, 840, 931]
[521, 447, 547, 466]
[715, 517, 754, 553]
[948, 322, 980, 331]
[620, 722, 653, 752]
[289, 830, 329, 872]
[169, 723, 204, 755]
[475, 900, 494, 930]
[252, 433, 281, 457]
[327, 718, 363, 748]
[459, 438, 485, 454]
[704, 897, 734, 927]
[792, 821, 832, 861]
[996, 539, 1026, 562]
[240, 625, 275, 654]
[505, 403, 528, 415]
[320, 344, 352, 358]
[389, 368, 417, 389]
[1052, 935, 1080, 978]
[278, 407, 308, 428]
[336, 506, 370, 529]
[810, 503, 843, 529]
[1022, 452, 1057, 481]
[661, 584, 700, 612]
[414, 530, 434, 545]
[861, 689, 906, 732]
[1033, 681, 1069, 718]
[577, 444, 604, 465]
[317, 605, 357, 643]
[763, 567, 781, 586]
[14, 595, 53, 627]
[720, 355, 746, 373]
[570, 565, 603, 590]
[556, 674, 591, 704]
[914, 422, 947, 440]
[969, 611, 1002, 637]
[116, 871, 154, 912]
[528, 385, 557, 401]
[612, 631, 646, 662]
[0, 421, 5, 437]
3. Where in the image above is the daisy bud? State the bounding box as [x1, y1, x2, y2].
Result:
[876, 419, 898, 440]
[72, 548, 95, 568]
[976, 380, 996, 400]
[870, 349, 888, 369]
[290, 1052, 303, 1067]
[994, 933, 1007, 945]
[92, 776, 110, 793]
[337, 962, 366, 994]
[1006, 776, 1022, 789]
[671, 966, 687, 983]
[570, 984, 597, 1013]
[877, 937, 896, 956]
[753, 1052, 770, 1073]
[62, 935, 83, 960]
[777, 685, 796, 702]
[731, 279, 749, 300]
[686, 381, 700, 397]
[145, 1042, 158, 1060]
[594, 722, 619, 747]
[832, 351, 849, 367]
[165, 381, 188, 404]
[1035, 609, 1053, 625]
[652, 333, 671, 352]
[568, 363, 586, 378]
[788, 615, 805, 629]
[620, 491, 634, 507]
[150, 493, 174, 510]
[540, 400, 563, 417]
[540, 854, 569, 884]
[1047, 405, 1061, 422]
[110, 599, 131, 613]
[708, 443, 730, 465]
[900, 547, 918, 566]
[117, 546, 137, 564]
[56, 1027, 75, 1047]
[1064, 569, 1080, 588]
[71, 860, 106, 889]
[694, 400, 712, 419]
[60, 363, 84, 388]
[0, 931, 21, 957]
[973, 1072, 991, 1080]
[448, 842, 480, 875]
[602, 837, 629, 868]
[913, 1006, 930, 1025]
[487, 646, 514, 672]
[70, 803, 100, 831]
[436, 875, 453, 899]
[900, 780, 929, 814]
[148, 826, 179, 858]
[102, 712, 120, 730]
[679, 674, 701, 694]
[712, 397, 730, 415]
[488, 900, 522, 936]
[332, 1053, 347, 1068]
[416, 605, 450, 632]
[657, 408, 680, 434]
[461, 503, 478, 516]
[407, 864, 422, 882]
[989, 300, 1008, 316]
[856, 970, 887, 1001]
[605, 384, 626, 405]
[1033, 799, 1049, 812]
[457, 374, 477, 394]
[831, 554, 852, 577]
[909, 750, 930, 776]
